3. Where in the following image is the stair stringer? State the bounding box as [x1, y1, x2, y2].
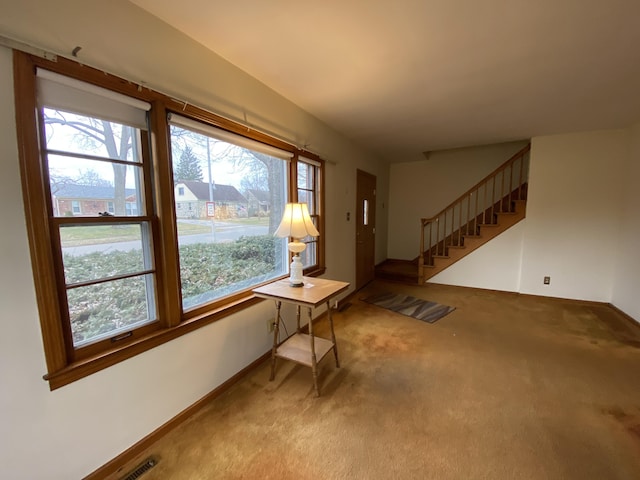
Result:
[421, 200, 526, 282]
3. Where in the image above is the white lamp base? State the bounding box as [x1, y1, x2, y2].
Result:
[289, 254, 304, 287]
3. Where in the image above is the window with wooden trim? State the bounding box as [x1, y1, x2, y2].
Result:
[13, 51, 325, 389]
[296, 156, 321, 269]
[167, 113, 291, 313]
[38, 69, 160, 357]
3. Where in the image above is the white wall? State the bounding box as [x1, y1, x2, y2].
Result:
[519, 130, 628, 301]
[388, 140, 528, 259]
[611, 123, 640, 320]
[396, 128, 639, 315]
[0, 1, 386, 479]
[429, 220, 525, 292]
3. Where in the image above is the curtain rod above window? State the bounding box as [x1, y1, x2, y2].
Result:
[37, 68, 150, 130]
[2, 34, 332, 163]
[0, 34, 57, 61]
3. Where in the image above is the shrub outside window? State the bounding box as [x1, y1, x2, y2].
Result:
[44, 108, 157, 348]
[168, 114, 290, 312]
[13, 52, 324, 389]
[36, 69, 159, 356]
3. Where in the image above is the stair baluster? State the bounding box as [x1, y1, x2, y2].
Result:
[417, 144, 531, 284]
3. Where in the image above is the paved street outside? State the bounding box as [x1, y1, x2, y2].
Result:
[62, 220, 269, 256]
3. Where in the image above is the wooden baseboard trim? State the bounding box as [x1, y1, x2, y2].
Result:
[427, 282, 640, 328]
[607, 303, 640, 329]
[88, 294, 355, 479]
[517, 291, 613, 307]
[334, 288, 361, 312]
[83, 350, 272, 480]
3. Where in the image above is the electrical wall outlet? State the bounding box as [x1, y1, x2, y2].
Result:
[266, 318, 275, 333]
[543, 276, 551, 285]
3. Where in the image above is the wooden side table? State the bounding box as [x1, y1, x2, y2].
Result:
[253, 277, 350, 396]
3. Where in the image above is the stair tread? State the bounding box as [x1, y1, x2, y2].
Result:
[415, 156, 530, 285]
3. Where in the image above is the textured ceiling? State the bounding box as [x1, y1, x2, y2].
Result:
[130, 0, 640, 161]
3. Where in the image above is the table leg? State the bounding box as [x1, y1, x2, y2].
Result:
[269, 300, 281, 381]
[327, 301, 340, 368]
[296, 305, 301, 333]
[307, 307, 320, 397]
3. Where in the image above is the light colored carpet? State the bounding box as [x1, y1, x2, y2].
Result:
[115, 281, 640, 480]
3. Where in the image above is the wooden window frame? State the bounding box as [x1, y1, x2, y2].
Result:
[295, 156, 324, 273]
[13, 51, 325, 390]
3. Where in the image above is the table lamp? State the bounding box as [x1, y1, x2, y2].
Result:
[274, 203, 319, 287]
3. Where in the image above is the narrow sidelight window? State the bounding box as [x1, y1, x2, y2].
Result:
[297, 157, 321, 269]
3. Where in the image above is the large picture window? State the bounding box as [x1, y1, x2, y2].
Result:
[14, 52, 324, 389]
[168, 114, 290, 311]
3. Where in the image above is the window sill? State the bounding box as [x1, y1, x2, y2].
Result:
[43, 268, 326, 390]
[43, 294, 263, 390]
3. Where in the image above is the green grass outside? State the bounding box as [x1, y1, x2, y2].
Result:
[222, 217, 270, 226]
[59, 217, 269, 246]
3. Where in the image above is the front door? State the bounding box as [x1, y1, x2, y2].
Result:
[356, 169, 376, 290]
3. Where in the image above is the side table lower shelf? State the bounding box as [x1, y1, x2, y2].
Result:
[253, 277, 350, 396]
[275, 333, 335, 367]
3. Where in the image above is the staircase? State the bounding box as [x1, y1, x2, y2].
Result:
[376, 144, 531, 284]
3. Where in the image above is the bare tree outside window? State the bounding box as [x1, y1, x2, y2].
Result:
[169, 124, 288, 310]
[44, 109, 134, 216]
[17, 57, 324, 389]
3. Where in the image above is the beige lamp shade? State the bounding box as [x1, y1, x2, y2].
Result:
[274, 203, 319, 240]
[274, 203, 318, 286]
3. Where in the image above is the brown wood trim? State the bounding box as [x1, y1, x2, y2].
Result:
[318, 157, 326, 272]
[331, 286, 358, 312]
[45, 296, 263, 390]
[421, 144, 531, 225]
[420, 185, 528, 265]
[148, 101, 182, 328]
[289, 153, 326, 275]
[14, 49, 327, 389]
[85, 284, 346, 479]
[82, 349, 272, 480]
[53, 215, 154, 225]
[424, 283, 615, 308]
[25, 54, 163, 104]
[514, 291, 611, 307]
[291, 155, 299, 202]
[72, 321, 161, 363]
[607, 303, 640, 330]
[169, 104, 295, 155]
[183, 274, 286, 319]
[13, 50, 69, 373]
[305, 266, 327, 277]
[26, 52, 320, 166]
